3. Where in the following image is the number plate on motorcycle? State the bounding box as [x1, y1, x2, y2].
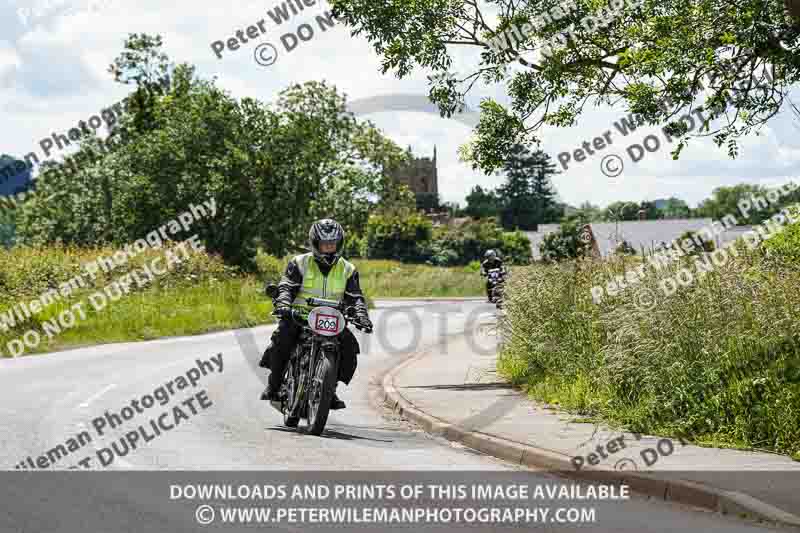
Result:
[308, 306, 345, 336]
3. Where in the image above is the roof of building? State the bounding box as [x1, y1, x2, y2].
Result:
[525, 219, 754, 260]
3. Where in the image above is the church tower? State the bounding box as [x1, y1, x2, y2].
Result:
[388, 146, 439, 195]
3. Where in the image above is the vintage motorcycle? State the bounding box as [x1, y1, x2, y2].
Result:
[265, 284, 372, 435]
[486, 267, 506, 306]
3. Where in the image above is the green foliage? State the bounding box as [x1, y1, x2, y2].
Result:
[352, 259, 485, 298]
[364, 215, 532, 266]
[614, 240, 636, 256]
[695, 183, 800, 225]
[677, 230, 715, 256]
[0, 246, 486, 358]
[415, 192, 441, 212]
[343, 232, 368, 258]
[539, 220, 591, 262]
[659, 197, 691, 219]
[423, 219, 532, 266]
[499, 245, 800, 457]
[0, 206, 16, 248]
[762, 205, 800, 265]
[463, 185, 501, 219]
[365, 212, 433, 262]
[463, 260, 482, 273]
[14, 35, 409, 270]
[497, 145, 561, 230]
[0, 242, 242, 356]
[254, 251, 284, 283]
[564, 201, 603, 224]
[498, 228, 534, 264]
[331, 0, 800, 173]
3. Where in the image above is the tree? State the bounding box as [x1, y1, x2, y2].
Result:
[529, 150, 563, 222]
[15, 35, 409, 269]
[565, 201, 603, 223]
[603, 201, 641, 222]
[639, 201, 661, 220]
[659, 198, 691, 219]
[694, 184, 774, 225]
[497, 145, 561, 230]
[330, 0, 800, 173]
[463, 185, 501, 219]
[539, 220, 592, 262]
[415, 192, 441, 212]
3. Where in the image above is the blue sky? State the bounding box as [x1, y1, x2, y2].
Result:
[1, 0, 799, 208]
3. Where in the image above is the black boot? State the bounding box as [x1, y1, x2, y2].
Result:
[331, 392, 346, 410]
[260, 382, 281, 401]
[258, 349, 270, 369]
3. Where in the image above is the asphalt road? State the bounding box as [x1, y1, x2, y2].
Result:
[0, 300, 784, 532]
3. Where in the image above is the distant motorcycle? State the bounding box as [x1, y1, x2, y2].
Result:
[265, 284, 372, 435]
[486, 268, 506, 306]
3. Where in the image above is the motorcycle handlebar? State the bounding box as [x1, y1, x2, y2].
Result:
[305, 297, 342, 309]
[273, 301, 373, 334]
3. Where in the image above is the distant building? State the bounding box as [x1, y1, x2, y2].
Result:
[526, 219, 753, 260]
[389, 146, 438, 196]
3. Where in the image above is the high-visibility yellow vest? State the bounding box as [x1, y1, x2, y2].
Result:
[292, 252, 356, 306]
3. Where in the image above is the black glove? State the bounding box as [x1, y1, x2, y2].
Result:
[356, 314, 373, 332]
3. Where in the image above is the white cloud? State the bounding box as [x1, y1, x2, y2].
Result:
[0, 0, 797, 208]
[0, 40, 21, 88]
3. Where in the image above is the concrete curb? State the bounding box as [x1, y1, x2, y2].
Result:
[380, 347, 800, 530]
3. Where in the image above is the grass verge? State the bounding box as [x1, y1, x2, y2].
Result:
[1, 249, 485, 358]
[498, 211, 800, 458]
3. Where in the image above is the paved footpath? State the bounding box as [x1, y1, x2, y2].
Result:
[382, 323, 800, 529]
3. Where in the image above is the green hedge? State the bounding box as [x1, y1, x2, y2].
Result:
[364, 215, 532, 266]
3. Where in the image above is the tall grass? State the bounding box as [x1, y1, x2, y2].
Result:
[354, 259, 485, 298]
[499, 227, 800, 458]
[1, 248, 485, 357]
[0, 244, 270, 357]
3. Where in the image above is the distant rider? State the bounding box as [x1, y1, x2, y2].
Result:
[480, 250, 506, 302]
[259, 219, 372, 410]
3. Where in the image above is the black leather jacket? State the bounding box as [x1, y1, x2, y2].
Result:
[480, 258, 505, 276]
[275, 255, 369, 318]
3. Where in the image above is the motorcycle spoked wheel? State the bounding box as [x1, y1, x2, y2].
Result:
[282, 349, 304, 428]
[306, 350, 339, 436]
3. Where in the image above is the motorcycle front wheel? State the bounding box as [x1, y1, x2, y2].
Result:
[306, 351, 339, 436]
[283, 353, 302, 428]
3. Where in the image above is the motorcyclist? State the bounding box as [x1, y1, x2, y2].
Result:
[480, 250, 506, 302]
[259, 219, 372, 410]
